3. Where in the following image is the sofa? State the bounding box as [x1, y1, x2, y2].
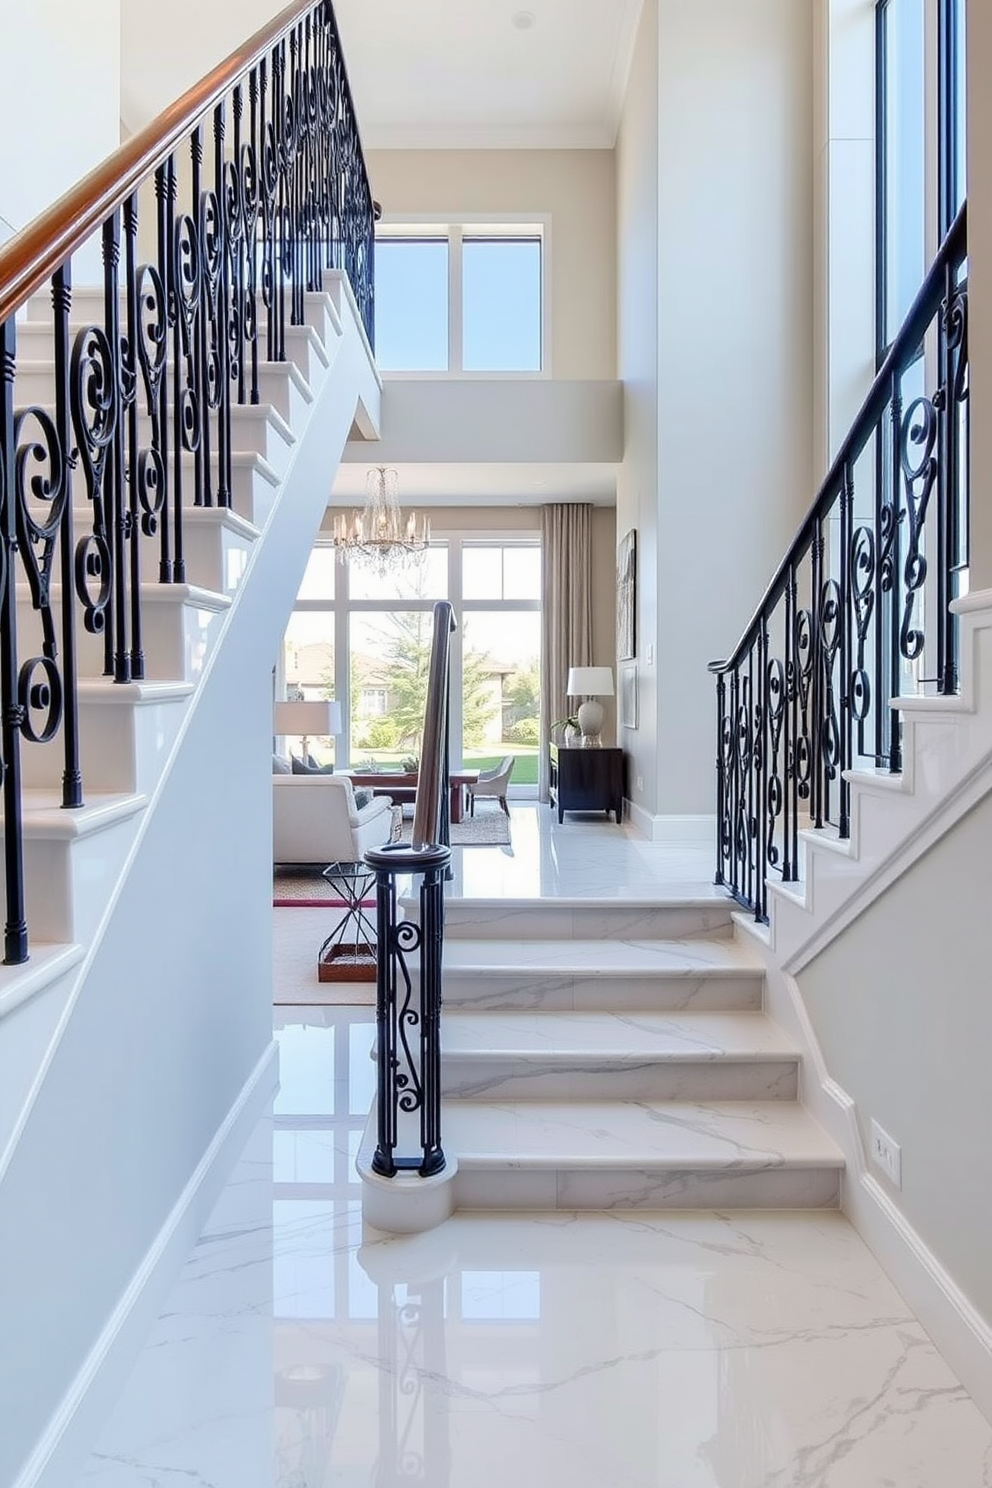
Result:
[273, 773, 397, 866]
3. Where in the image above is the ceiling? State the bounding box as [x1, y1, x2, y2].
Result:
[332, 461, 617, 508]
[121, 0, 643, 150]
[334, 0, 643, 150]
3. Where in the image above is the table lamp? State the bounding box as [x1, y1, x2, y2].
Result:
[565, 667, 614, 748]
[274, 699, 342, 763]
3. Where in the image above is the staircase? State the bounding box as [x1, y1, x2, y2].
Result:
[360, 892, 843, 1230]
[0, 6, 381, 1481]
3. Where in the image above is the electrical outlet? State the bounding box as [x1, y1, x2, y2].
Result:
[636, 774, 643, 792]
[869, 1119, 902, 1188]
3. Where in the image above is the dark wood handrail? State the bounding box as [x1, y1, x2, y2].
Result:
[0, 0, 360, 325]
[709, 201, 968, 678]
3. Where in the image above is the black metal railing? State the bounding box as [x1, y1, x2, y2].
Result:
[367, 601, 455, 1179]
[0, 0, 375, 963]
[711, 204, 968, 922]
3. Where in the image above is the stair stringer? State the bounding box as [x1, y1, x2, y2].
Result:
[744, 591, 992, 975]
[0, 271, 381, 1488]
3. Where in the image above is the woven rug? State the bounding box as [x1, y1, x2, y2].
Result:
[273, 812, 511, 906]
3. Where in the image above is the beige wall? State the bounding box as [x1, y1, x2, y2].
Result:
[366, 149, 617, 380]
[799, 792, 992, 1329]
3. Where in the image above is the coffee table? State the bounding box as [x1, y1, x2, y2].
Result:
[347, 770, 479, 825]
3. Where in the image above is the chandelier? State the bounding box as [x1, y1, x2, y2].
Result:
[332, 466, 430, 575]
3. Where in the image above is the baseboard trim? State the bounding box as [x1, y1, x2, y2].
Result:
[760, 958, 992, 1426]
[15, 1039, 278, 1488]
[625, 805, 716, 844]
[847, 1170, 992, 1425]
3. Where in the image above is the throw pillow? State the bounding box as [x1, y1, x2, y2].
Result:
[353, 787, 373, 809]
[291, 757, 336, 775]
[272, 753, 292, 775]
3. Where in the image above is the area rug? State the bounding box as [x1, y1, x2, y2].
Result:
[273, 812, 511, 905]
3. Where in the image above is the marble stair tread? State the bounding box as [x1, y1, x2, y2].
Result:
[442, 1099, 842, 1171]
[440, 1010, 798, 1062]
[439, 935, 763, 976]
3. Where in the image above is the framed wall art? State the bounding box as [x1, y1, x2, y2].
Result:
[617, 528, 637, 661]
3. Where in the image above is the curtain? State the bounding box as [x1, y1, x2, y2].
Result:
[539, 503, 593, 800]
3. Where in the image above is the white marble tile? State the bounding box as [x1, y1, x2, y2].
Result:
[76, 1027, 992, 1488]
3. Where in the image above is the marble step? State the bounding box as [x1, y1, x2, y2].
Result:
[444, 1098, 843, 1212]
[440, 1010, 798, 1101]
[438, 896, 736, 942]
[434, 936, 764, 1010]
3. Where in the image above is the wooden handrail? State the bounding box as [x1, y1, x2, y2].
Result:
[413, 601, 456, 850]
[0, 0, 360, 325]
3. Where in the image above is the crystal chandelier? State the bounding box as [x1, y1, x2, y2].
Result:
[332, 466, 430, 575]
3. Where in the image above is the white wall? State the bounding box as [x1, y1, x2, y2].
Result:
[617, 0, 814, 829]
[615, 0, 660, 821]
[654, 0, 814, 822]
[813, 0, 876, 478]
[366, 149, 617, 380]
[967, 0, 992, 592]
[0, 0, 120, 240]
[798, 790, 992, 1330]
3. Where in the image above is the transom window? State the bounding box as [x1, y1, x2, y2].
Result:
[374, 224, 545, 376]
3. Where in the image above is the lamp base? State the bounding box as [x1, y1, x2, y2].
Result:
[576, 699, 604, 748]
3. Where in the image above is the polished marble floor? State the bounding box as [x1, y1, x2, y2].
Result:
[77, 1005, 992, 1488]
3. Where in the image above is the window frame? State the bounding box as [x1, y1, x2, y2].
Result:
[374, 216, 552, 380]
[285, 531, 542, 795]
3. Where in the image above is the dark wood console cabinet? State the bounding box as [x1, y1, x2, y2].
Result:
[548, 745, 625, 824]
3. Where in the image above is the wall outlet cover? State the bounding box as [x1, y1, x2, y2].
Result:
[869, 1119, 902, 1188]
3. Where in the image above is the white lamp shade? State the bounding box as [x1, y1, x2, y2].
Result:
[566, 666, 614, 697]
[274, 699, 342, 736]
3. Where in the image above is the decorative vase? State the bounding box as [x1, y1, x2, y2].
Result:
[563, 724, 580, 748]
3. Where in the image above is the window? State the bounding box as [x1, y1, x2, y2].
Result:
[876, 0, 967, 357]
[462, 238, 542, 372]
[374, 225, 545, 375]
[373, 237, 449, 372]
[283, 537, 542, 792]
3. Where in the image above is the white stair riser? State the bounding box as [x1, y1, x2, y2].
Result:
[436, 970, 764, 1012]
[441, 1056, 798, 1102]
[16, 590, 229, 683]
[0, 813, 142, 944]
[18, 693, 190, 795]
[440, 903, 735, 941]
[453, 1165, 840, 1212]
[180, 517, 257, 595]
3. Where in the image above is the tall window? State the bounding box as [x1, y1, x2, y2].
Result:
[876, 0, 967, 358]
[374, 225, 545, 375]
[281, 537, 542, 793]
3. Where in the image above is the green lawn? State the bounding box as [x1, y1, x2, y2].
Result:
[463, 749, 538, 786]
[349, 744, 539, 787]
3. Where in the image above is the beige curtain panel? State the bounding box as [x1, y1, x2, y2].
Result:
[539, 503, 593, 801]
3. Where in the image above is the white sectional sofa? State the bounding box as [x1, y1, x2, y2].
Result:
[273, 773, 397, 865]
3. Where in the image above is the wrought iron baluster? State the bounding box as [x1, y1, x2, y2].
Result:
[123, 193, 145, 680]
[839, 461, 854, 837]
[0, 317, 27, 964]
[52, 267, 82, 808]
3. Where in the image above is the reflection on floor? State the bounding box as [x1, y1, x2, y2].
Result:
[77, 1006, 992, 1488]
